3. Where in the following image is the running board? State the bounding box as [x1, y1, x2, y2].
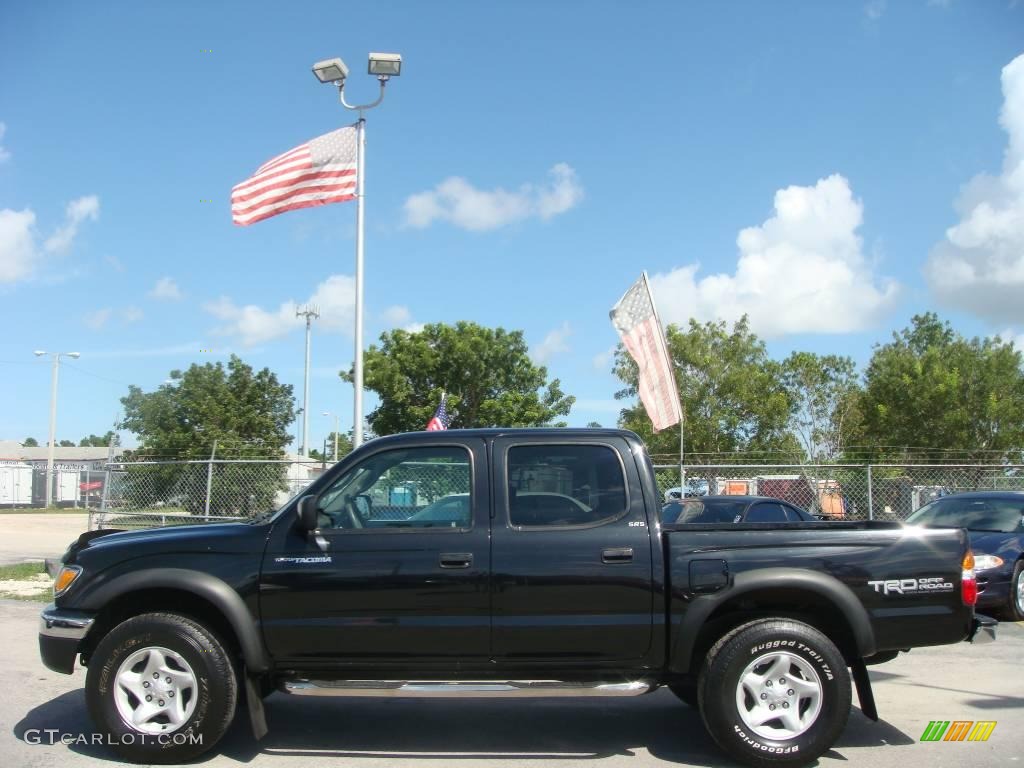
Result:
[279, 679, 654, 698]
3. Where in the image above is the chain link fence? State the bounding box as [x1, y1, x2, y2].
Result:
[652, 464, 1024, 520]
[74, 458, 1024, 529]
[90, 459, 324, 529]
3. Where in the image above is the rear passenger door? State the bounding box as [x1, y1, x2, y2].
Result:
[490, 437, 654, 665]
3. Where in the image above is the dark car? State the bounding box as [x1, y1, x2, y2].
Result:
[906, 490, 1024, 621]
[662, 494, 816, 525]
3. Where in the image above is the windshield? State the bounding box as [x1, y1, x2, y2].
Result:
[906, 497, 1024, 532]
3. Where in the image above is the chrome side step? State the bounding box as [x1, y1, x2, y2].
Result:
[280, 679, 654, 698]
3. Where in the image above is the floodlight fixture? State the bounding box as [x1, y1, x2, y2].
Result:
[67, 352, 81, 359]
[368, 52, 401, 77]
[34, 350, 46, 356]
[312, 57, 349, 84]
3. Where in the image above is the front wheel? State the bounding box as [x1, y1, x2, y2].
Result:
[85, 612, 237, 763]
[1005, 561, 1024, 622]
[698, 619, 851, 768]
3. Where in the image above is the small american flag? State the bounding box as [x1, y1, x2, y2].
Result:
[609, 274, 682, 432]
[231, 125, 358, 226]
[425, 394, 450, 431]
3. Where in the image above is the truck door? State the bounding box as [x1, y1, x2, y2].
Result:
[490, 436, 654, 664]
[260, 438, 490, 665]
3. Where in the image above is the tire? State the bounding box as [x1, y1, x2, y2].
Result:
[697, 619, 851, 768]
[1004, 561, 1024, 622]
[85, 612, 237, 763]
[669, 679, 699, 708]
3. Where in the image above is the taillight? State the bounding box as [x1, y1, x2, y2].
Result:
[962, 550, 977, 606]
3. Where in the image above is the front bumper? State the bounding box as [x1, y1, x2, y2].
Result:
[967, 613, 998, 645]
[39, 604, 96, 674]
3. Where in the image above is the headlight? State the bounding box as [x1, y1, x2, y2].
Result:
[973, 555, 1004, 571]
[53, 565, 82, 596]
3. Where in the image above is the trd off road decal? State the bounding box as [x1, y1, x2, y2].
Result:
[867, 577, 953, 595]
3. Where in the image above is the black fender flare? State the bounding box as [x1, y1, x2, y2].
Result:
[80, 568, 270, 673]
[670, 567, 876, 673]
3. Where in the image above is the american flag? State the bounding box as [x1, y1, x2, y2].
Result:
[609, 274, 682, 432]
[231, 125, 358, 226]
[425, 394, 450, 431]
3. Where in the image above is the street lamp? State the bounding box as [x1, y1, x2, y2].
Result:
[312, 51, 402, 449]
[322, 411, 340, 462]
[34, 350, 81, 508]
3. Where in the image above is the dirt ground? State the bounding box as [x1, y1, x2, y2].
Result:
[0, 513, 89, 565]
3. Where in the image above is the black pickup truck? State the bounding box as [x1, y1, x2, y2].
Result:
[39, 428, 996, 767]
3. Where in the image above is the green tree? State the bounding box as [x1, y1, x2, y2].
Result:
[310, 432, 353, 463]
[22, 437, 38, 447]
[57, 439, 75, 447]
[119, 355, 295, 515]
[781, 352, 861, 462]
[350, 321, 575, 434]
[79, 431, 115, 447]
[855, 313, 1024, 461]
[614, 316, 795, 460]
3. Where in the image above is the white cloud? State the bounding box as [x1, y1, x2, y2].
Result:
[926, 54, 1024, 325]
[104, 255, 125, 272]
[1, 196, 100, 284]
[0, 122, 10, 163]
[149, 276, 183, 301]
[44, 195, 100, 254]
[997, 328, 1024, 349]
[531, 322, 572, 364]
[205, 274, 356, 347]
[650, 174, 898, 339]
[380, 305, 424, 333]
[404, 163, 583, 231]
[122, 306, 144, 323]
[592, 346, 616, 371]
[84, 308, 112, 330]
[0, 209, 38, 283]
[864, 0, 887, 20]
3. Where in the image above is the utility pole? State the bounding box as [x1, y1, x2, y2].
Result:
[295, 305, 320, 457]
[34, 350, 80, 508]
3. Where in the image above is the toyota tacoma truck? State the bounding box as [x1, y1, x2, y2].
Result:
[39, 429, 997, 767]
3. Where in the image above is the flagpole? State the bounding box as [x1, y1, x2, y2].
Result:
[353, 115, 366, 448]
[339, 79, 388, 449]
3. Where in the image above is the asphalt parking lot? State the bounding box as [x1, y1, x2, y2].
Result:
[0, 601, 1020, 768]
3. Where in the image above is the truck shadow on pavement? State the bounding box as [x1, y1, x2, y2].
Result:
[14, 689, 914, 766]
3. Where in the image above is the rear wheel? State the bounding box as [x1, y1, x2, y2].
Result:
[85, 612, 237, 763]
[697, 618, 851, 768]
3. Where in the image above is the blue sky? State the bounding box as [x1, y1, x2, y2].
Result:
[1, 0, 1023, 450]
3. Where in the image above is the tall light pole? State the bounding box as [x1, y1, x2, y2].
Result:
[322, 411, 340, 462]
[34, 350, 80, 508]
[295, 305, 319, 456]
[312, 52, 402, 449]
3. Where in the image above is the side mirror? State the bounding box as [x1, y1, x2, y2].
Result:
[296, 495, 319, 532]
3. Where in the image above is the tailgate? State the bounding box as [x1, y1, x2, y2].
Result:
[664, 521, 974, 655]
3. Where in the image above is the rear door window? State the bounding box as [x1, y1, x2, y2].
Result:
[507, 444, 627, 528]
